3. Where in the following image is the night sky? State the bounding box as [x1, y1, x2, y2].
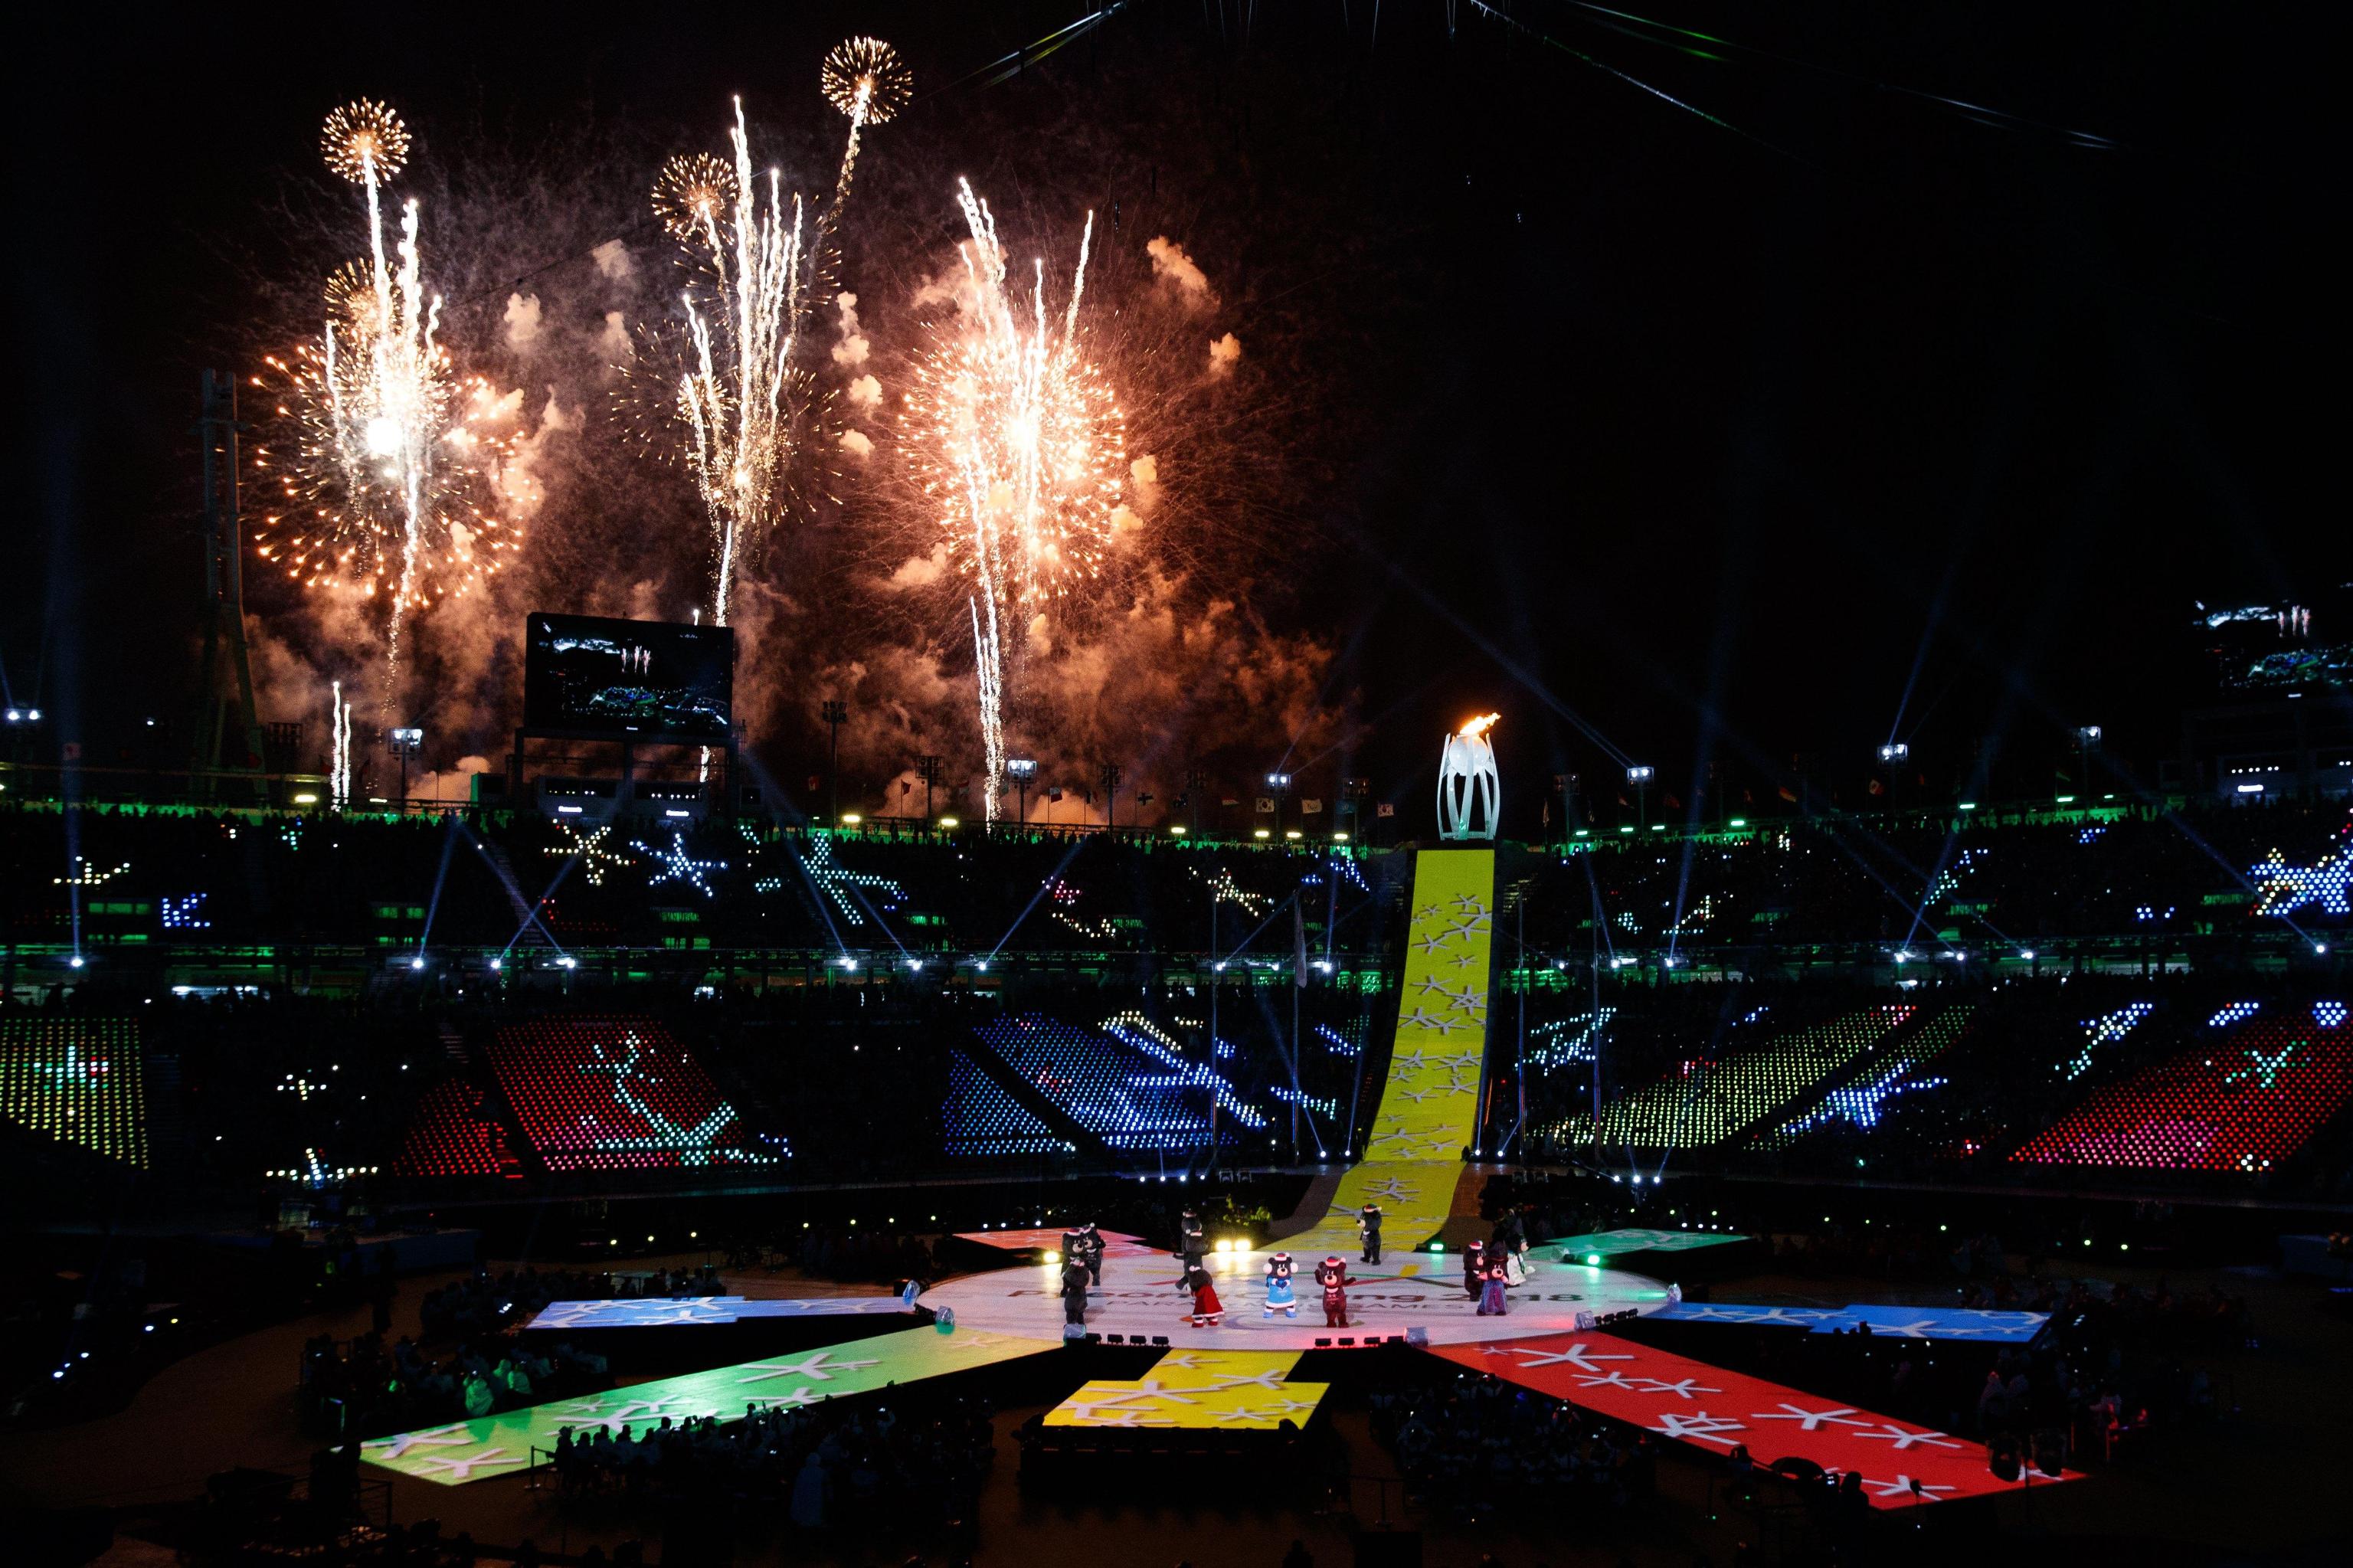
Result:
[7, 3, 2333, 824]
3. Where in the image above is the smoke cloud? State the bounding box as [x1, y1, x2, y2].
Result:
[1147, 235, 1214, 304]
[503, 292, 543, 352]
[597, 311, 631, 367]
[1208, 332, 1242, 375]
[831, 291, 870, 366]
[886, 544, 951, 591]
[591, 238, 635, 281]
[495, 390, 577, 518]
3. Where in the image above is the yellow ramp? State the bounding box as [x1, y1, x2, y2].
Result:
[1288, 847, 1494, 1255]
[1045, 1348, 1329, 1429]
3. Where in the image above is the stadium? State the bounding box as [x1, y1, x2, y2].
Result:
[3, 6, 2344, 1568]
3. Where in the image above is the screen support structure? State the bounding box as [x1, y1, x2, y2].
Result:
[188, 370, 268, 804]
[506, 727, 742, 820]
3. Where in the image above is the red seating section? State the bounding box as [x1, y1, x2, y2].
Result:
[393, 1079, 522, 1178]
[2011, 1009, 2353, 1172]
[483, 1017, 771, 1171]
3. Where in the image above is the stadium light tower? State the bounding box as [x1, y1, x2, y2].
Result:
[820, 699, 848, 824]
[1625, 764, 1654, 828]
[916, 753, 942, 820]
[1006, 758, 1038, 827]
[2070, 724, 2102, 799]
[1098, 762, 1124, 832]
[1265, 771, 1293, 836]
[1876, 743, 1910, 813]
[385, 727, 423, 813]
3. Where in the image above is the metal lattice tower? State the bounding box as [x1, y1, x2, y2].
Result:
[189, 369, 267, 800]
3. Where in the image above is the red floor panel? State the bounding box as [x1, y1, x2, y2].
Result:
[1428, 1330, 2080, 1506]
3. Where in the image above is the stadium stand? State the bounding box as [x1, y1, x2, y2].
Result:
[0, 1016, 146, 1167]
[2012, 1003, 2353, 1173]
[1550, 1005, 1916, 1150]
[943, 1048, 1065, 1157]
[391, 1077, 524, 1179]
[483, 1017, 775, 1170]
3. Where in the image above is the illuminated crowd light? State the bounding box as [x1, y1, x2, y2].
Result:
[960, 1013, 1268, 1154]
[1103, 1013, 1267, 1128]
[786, 835, 907, 925]
[941, 1049, 1062, 1157]
[1190, 865, 1271, 918]
[0, 1019, 148, 1168]
[1530, 1009, 1614, 1071]
[2062, 1002, 2155, 1081]
[1314, 1020, 1366, 1058]
[546, 823, 632, 888]
[631, 831, 728, 899]
[1549, 1007, 1915, 1150]
[1926, 847, 1988, 905]
[2013, 1013, 2353, 1173]
[2250, 843, 2352, 917]
[160, 893, 211, 930]
[391, 1079, 520, 1178]
[1762, 1007, 1974, 1144]
[484, 1019, 779, 1170]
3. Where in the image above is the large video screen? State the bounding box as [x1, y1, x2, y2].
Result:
[522, 613, 734, 739]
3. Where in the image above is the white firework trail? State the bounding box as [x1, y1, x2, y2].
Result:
[330, 679, 353, 808]
[902, 180, 1125, 823]
[322, 109, 447, 699]
[670, 100, 812, 630]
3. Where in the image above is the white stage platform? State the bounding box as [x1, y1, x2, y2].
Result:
[919, 1244, 1674, 1351]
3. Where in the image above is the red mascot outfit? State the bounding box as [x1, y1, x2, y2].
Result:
[1179, 1262, 1224, 1327]
[1316, 1255, 1352, 1327]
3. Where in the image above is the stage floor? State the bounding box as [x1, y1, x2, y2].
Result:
[920, 1244, 1674, 1350]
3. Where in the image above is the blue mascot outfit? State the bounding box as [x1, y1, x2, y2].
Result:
[1262, 1252, 1298, 1317]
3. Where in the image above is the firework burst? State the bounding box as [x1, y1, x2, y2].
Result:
[815, 38, 910, 299]
[321, 98, 410, 184]
[898, 180, 1129, 819]
[650, 99, 819, 630]
[254, 100, 522, 689]
[652, 152, 740, 244]
[821, 37, 914, 126]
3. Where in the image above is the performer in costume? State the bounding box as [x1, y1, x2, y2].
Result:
[1060, 1256, 1091, 1327]
[1358, 1202, 1384, 1264]
[1477, 1252, 1510, 1316]
[1178, 1261, 1224, 1327]
[1462, 1239, 1487, 1301]
[1078, 1221, 1105, 1287]
[1262, 1251, 1298, 1318]
[1492, 1207, 1527, 1285]
[1315, 1255, 1352, 1327]
[1176, 1209, 1206, 1269]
